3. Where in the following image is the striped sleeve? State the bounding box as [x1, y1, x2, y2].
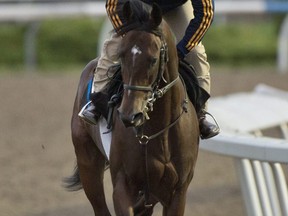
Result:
[106, 0, 126, 34]
[177, 0, 214, 58]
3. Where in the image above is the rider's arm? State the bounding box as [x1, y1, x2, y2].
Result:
[106, 0, 126, 34]
[177, 0, 215, 59]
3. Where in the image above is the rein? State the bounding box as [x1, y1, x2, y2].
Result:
[135, 105, 186, 145]
[134, 77, 188, 208]
[134, 75, 185, 145]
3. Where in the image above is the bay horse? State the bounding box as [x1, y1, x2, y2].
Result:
[65, 1, 199, 215]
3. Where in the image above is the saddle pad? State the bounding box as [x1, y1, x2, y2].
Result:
[99, 117, 112, 160]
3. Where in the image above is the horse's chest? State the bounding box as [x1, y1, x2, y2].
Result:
[122, 149, 169, 184]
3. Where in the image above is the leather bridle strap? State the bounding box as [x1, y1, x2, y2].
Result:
[154, 75, 179, 98]
[123, 84, 153, 92]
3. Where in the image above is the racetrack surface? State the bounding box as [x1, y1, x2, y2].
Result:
[1, 68, 287, 216]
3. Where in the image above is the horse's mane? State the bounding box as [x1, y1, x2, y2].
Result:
[119, 0, 162, 36]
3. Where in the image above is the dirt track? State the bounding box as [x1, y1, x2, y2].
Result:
[1, 68, 288, 216]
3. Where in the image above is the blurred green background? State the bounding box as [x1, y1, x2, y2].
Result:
[0, 15, 285, 72]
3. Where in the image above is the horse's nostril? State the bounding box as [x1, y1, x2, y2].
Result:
[132, 113, 144, 126]
[118, 110, 144, 128]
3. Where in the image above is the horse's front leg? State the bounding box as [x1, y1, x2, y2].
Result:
[162, 183, 190, 216]
[72, 121, 111, 216]
[111, 169, 136, 216]
[112, 169, 156, 216]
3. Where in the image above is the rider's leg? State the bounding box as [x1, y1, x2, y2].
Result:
[78, 33, 121, 124]
[93, 33, 121, 93]
[185, 43, 220, 139]
[163, 1, 219, 139]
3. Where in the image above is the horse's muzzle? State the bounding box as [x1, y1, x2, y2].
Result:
[117, 109, 145, 128]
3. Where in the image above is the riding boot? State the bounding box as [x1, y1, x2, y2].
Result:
[198, 109, 220, 139]
[78, 91, 110, 125]
[78, 101, 100, 125]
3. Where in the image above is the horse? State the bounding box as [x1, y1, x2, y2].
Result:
[65, 1, 199, 215]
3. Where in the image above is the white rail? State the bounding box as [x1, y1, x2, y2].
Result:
[0, 1, 287, 21]
[201, 134, 288, 216]
[200, 85, 288, 216]
[201, 134, 288, 163]
[216, 1, 288, 14]
[0, 2, 106, 22]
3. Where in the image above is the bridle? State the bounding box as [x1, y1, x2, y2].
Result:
[122, 35, 183, 141]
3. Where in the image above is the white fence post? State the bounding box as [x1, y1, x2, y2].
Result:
[24, 21, 41, 72]
[277, 14, 288, 73]
[235, 159, 263, 216]
[201, 88, 288, 216]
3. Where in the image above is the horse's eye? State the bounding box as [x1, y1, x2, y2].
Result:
[150, 57, 157, 67]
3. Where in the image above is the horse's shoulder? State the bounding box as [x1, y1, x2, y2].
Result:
[81, 58, 99, 79]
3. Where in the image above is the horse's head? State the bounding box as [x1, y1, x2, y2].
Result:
[117, 1, 170, 128]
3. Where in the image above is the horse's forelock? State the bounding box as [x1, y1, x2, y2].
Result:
[120, 0, 162, 36]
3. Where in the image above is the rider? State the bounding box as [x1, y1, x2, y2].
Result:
[79, 0, 220, 139]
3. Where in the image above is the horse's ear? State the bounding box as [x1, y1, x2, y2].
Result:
[123, 1, 133, 22]
[151, 3, 162, 27]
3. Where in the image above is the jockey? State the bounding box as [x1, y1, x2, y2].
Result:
[79, 0, 220, 139]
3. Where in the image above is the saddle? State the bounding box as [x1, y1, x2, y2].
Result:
[84, 60, 210, 128]
[178, 59, 210, 113]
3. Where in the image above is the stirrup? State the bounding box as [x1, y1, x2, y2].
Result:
[78, 101, 92, 118]
[78, 101, 97, 125]
[203, 111, 220, 129]
[199, 111, 220, 139]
